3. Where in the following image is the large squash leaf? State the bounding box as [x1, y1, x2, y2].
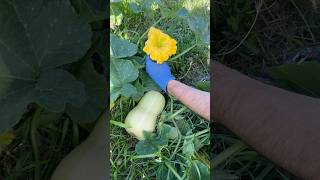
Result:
[66, 57, 107, 123]
[110, 33, 137, 58]
[135, 135, 167, 155]
[110, 34, 139, 102]
[187, 16, 210, 44]
[0, 0, 91, 132]
[71, 0, 108, 22]
[110, 58, 139, 102]
[267, 61, 320, 98]
[36, 69, 86, 112]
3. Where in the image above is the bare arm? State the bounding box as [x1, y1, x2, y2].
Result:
[213, 61, 320, 179]
[167, 80, 210, 121]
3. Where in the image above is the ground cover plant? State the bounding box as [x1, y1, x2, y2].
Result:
[110, 0, 210, 179]
[0, 0, 107, 179]
[213, 0, 320, 179]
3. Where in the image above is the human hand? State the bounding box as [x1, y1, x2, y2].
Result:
[146, 56, 175, 92]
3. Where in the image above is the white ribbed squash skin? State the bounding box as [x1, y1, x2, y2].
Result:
[125, 91, 165, 140]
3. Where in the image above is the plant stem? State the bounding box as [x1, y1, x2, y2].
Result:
[133, 154, 157, 159]
[168, 43, 198, 62]
[164, 160, 183, 180]
[212, 141, 247, 169]
[30, 106, 43, 180]
[110, 120, 129, 129]
[170, 119, 182, 160]
[184, 129, 209, 139]
[168, 107, 187, 120]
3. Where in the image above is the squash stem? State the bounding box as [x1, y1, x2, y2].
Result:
[184, 129, 209, 139]
[30, 105, 43, 180]
[168, 106, 187, 120]
[133, 154, 157, 159]
[170, 119, 182, 160]
[168, 43, 198, 62]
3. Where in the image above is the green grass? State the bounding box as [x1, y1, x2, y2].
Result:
[110, 0, 210, 179]
[0, 110, 93, 179]
[110, 97, 210, 179]
[213, 0, 320, 179]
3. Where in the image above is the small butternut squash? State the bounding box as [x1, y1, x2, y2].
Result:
[125, 90, 165, 140]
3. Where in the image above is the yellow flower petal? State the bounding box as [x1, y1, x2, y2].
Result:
[143, 27, 177, 64]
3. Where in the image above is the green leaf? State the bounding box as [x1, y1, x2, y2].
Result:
[66, 57, 107, 123]
[131, 56, 145, 69]
[160, 8, 176, 18]
[187, 16, 209, 44]
[121, 83, 138, 97]
[36, 69, 86, 112]
[159, 123, 179, 140]
[12, 0, 92, 69]
[187, 160, 210, 180]
[176, 7, 189, 19]
[110, 34, 137, 58]
[175, 119, 191, 136]
[193, 136, 206, 151]
[0, 0, 91, 132]
[132, 70, 161, 101]
[141, 0, 154, 10]
[135, 135, 167, 155]
[129, 2, 142, 13]
[110, 58, 139, 102]
[183, 137, 195, 158]
[71, 0, 108, 22]
[132, 81, 145, 100]
[85, 0, 107, 12]
[140, 71, 161, 92]
[267, 62, 320, 98]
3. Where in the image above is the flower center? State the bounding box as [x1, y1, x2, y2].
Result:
[156, 38, 164, 48]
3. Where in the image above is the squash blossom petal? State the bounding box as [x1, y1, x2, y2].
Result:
[143, 27, 177, 64]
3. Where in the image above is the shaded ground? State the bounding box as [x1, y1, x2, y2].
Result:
[213, 0, 320, 179]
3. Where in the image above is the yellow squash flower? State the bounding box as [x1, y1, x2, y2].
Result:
[143, 27, 177, 64]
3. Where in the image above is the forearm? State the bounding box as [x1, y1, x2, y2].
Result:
[167, 80, 210, 121]
[213, 61, 320, 179]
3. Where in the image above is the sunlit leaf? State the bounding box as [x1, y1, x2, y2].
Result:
[176, 7, 189, 19]
[110, 34, 137, 58]
[110, 58, 139, 102]
[187, 16, 210, 44]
